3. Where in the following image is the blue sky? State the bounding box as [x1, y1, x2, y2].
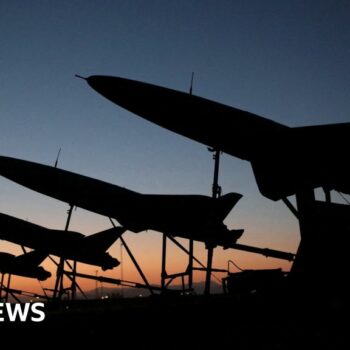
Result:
[1, 1, 349, 289]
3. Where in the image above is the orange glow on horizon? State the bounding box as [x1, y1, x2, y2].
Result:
[2, 231, 296, 298]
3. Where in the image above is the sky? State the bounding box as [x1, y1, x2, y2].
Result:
[1, 0, 350, 296]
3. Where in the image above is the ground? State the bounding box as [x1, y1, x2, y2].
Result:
[1, 291, 346, 348]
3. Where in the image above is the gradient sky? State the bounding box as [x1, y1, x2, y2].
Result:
[1, 1, 350, 295]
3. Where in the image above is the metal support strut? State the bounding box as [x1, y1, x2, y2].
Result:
[204, 148, 221, 296]
[53, 204, 74, 300]
[109, 218, 155, 295]
[161, 233, 167, 292]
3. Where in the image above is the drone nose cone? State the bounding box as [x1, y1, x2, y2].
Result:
[83, 75, 166, 123]
[86, 75, 123, 92]
[85, 75, 142, 105]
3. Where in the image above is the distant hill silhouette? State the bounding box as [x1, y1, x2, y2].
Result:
[82, 280, 223, 299]
[6, 281, 223, 302]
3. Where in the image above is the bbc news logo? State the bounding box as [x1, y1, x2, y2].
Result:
[0, 303, 45, 322]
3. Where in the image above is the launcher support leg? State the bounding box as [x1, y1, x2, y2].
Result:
[204, 148, 221, 296]
[161, 233, 167, 293]
[109, 218, 155, 295]
[71, 260, 77, 300]
[53, 204, 74, 300]
[188, 239, 194, 291]
[53, 257, 64, 300]
[0, 273, 4, 299]
[204, 244, 215, 296]
[289, 190, 316, 291]
[5, 274, 12, 302]
[120, 235, 155, 295]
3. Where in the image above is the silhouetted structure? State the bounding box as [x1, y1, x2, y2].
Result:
[0, 250, 50, 302]
[82, 74, 350, 296]
[0, 212, 123, 270]
[0, 155, 243, 249]
[223, 268, 286, 295]
[0, 250, 50, 281]
[81, 74, 349, 201]
[0, 155, 295, 298]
